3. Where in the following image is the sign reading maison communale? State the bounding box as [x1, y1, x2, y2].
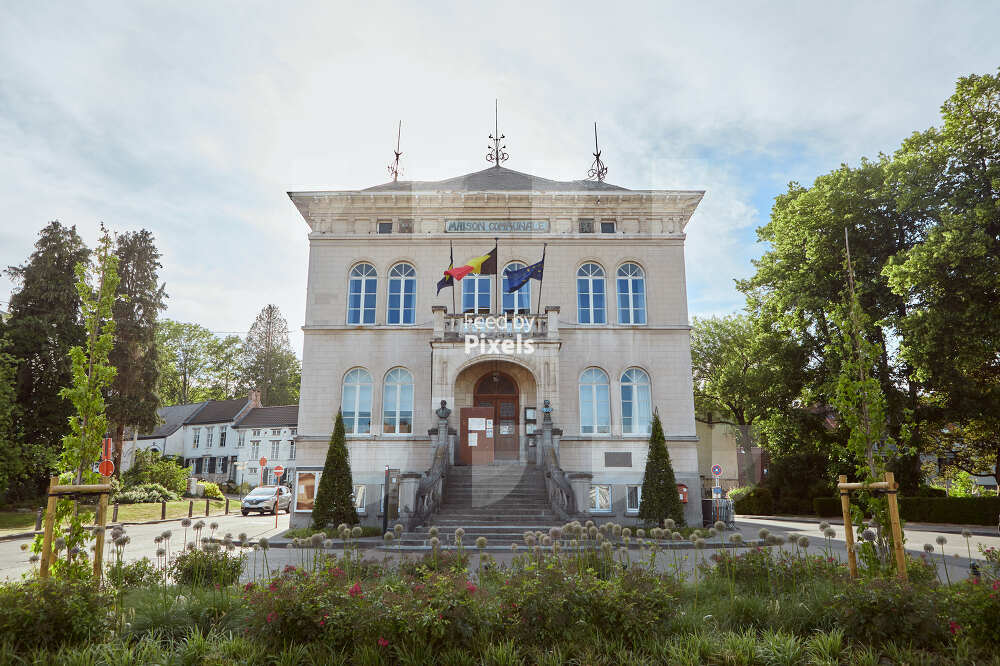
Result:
[445, 220, 549, 233]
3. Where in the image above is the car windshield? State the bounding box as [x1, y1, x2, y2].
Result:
[247, 488, 276, 497]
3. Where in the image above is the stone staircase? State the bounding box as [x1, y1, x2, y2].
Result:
[395, 462, 562, 547]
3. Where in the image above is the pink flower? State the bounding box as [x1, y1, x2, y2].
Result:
[377, 637, 389, 648]
[244, 582, 254, 591]
[266, 612, 276, 624]
[269, 582, 278, 591]
[349, 582, 363, 598]
[993, 581, 1000, 591]
[949, 621, 961, 635]
[319, 620, 325, 626]
[465, 581, 477, 593]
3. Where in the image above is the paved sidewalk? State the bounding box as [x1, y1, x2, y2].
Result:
[739, 514, 1000, 537]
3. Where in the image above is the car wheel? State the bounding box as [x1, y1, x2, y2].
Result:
[241, 510, 248, 516]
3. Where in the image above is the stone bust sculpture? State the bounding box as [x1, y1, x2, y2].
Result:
[435, 399, 451, 420]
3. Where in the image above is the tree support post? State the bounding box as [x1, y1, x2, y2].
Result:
[205, 499, 210, 516]
[92, 492, 108, 581]
[188, 500, 193, 518]
[885, 472, 907, 580]
[160, 500, 166, 520]
[837, 473, 907, 582]
[838, 474, 858, 578]
[39, 477, 59, 579]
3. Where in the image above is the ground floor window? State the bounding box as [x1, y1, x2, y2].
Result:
[295, 471, 318, 512]
[219, 456, 228, 473]
[626, 485, 641, 513]
[353, 484, 367, 514]
[589, 484, 612, 512]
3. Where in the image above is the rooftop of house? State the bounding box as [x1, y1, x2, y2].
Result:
[234, 405, 299, 429]
[136, 401, 208, 440]
[184, 398, 250, 425]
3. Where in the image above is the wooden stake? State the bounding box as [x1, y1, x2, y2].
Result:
[93, 492, 108, 582]
[885, 471, 908, 582]
[839, 474, 858, 578]
[39, 476, 59, 579]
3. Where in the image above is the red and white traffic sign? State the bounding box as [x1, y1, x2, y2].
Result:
[98, 460, 115, 477]
[711, 464, 723, 477]
[273, 465, 284, 478]
[259, 457, 267, 468]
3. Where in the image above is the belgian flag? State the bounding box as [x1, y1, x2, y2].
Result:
[442, 243, 497, 282]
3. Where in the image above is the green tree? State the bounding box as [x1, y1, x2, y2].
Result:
[2, 221, 89, 498]
[312, 411, 358, 529]
[205, 334, 242, 400]
[240, 304, 300, 406]
[0, 340, 32, 503]
[155, 320, 216, 404]
[107, 230, 167, 476]
[638, 411, 685, 527]
[690, 313, 807, 485]
[121, 449, 190, 494]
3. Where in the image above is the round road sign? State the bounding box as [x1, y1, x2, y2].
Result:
[711, 464, 723, 477]
[273, 465, 284, 478]
[259, 457, 267, 468]
[98, 459, 115, 477]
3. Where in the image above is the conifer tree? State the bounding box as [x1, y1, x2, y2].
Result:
[638, 411, 685, 526]
[312, 410, 358, 529]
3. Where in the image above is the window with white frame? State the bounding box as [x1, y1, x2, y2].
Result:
[502, 262, 531, 314]
[621, 368, 652, 435]
[616, 262, 647, 324]
[207, 457, 216, 474]
[252, 429, 261, 437]
[579, 368, 611, 434]
[220, 428, 227, 447]
[382, 368, 413, 434]
[262, 468, 271, 485]
[462, 272, 491, 314]
[353, 484, 367, 513]
[250, 440, 260, 459]
[589, 484, 612, 512]
[348, 263, 377, 324]
[219, 456, 229, 473]
[270, 440, 280, 459]
[290, 428, 297, 436]
[237, 431, 245, 447]
[271, 428, 281, 436]
[206, 427, 214, 448]
[192, 428, 201, 448]
[342, 368, 373, 434]
[387, 263, 416, 325]
[577, 263, 607, 324]
[288, 440, 296, 460]
[626, 485, 642, 513]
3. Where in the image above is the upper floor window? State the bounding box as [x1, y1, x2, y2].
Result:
[271, 428, 281, 436]
[250, 440, 260, 458]
[270, 440, 280, 459]
[502, 262, 531, 314]
[342, 368, 373, 435]
[288, 441, 296, 460]
[579, 368, 611, 435]
[621, 368, 652, 435]
[237, 431, 245, 447]
[601, 221, 616, 233]
[290, 428, 297, 436]
[577, 263, 607, 324]
[383, 367, 414, 435]
[206, 427, 214, 448]
[616, 262, 647, 325]
[252, 429, 261, 437]
[348, 263, 377, 325]
[462, 272, 491, 314]
[387, 263, 417, 325]
[377, 221, 393, 234]
[192, 428, 201, 448]
[219, 428, 226, 447]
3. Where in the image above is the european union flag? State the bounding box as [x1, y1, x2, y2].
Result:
[505, 258, 544, 293]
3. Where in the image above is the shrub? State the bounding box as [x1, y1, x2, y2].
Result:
[706, 546, 849, 593]
[312, 411, 359, 529]
[732, 486, 774, 515]
[946, 578, 1000, 650]
[122, 449, 190, 494]
[638, 412, 685, 526]
[0, 578, 111, 651]
[813, 497, 841, 517]
[199, 482, 224, 500]
[171, 547, 245, 586]
[834, 579, 947, 649]
[106, 556, 162, 589]
[114, 482, 179, 504]
[898, 496, 1000, 525]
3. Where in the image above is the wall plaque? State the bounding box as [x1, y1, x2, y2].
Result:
[604, 452, 633, 468]
[445, 220, 549, 233]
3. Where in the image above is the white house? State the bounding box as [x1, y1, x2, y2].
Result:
[231, 405, 299, 488]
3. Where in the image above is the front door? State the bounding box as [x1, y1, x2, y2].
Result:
[474, 373, 519, 461]
[458, 407, 495, 465]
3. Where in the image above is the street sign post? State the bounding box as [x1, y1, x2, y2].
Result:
[272, 466, 285, 528]
[711, 464, 723, 477]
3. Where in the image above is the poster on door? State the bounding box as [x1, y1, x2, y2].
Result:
[485, 419, 493, 438]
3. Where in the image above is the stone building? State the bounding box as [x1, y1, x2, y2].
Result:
[288, 165, 705, 528]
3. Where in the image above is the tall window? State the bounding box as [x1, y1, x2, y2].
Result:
[288, 441, 296, 460]
[502, 262, 531, 314]
[383, 368, 414, 434]
[250, 440, 260, 459]
[387, 263, 416, 325]
[192, 428, 201, 449]
[589, 484, 612, 512]
[341, 368, 373, 434]
[577, 263, 607, 324]
[348, 263, 377, 324]
[462, 273, 491, 314]
[621, 368, 652, 435]
[237, 431, 245, 448]
[616, 262, 647, 324]
[579, 368, 611, 435]
[270, 440, 280, 459]
[353, 485, 367, 513]
[219, 428, 226, 447]
[206, 427, 213, 448]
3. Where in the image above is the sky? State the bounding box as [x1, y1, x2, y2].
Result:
[2, 1, 999, 355]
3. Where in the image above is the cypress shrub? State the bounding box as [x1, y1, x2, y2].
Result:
[311, 410, 358, 529]
[638, 411, 685, 526]
[732, 486, 774, 515]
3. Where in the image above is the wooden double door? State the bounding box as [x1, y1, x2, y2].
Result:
[457, 373, 519, 465]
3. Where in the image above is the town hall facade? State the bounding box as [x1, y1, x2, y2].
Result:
[287, 165, 705, 528]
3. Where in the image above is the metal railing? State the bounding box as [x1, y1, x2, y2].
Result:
[440, 313, 548, 339]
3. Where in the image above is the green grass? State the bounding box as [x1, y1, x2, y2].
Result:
[0, 499, 237, 536]
[0, 511, 37, 535]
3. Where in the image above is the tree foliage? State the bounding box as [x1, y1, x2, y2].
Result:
[121, 449, 190, 494]
[312, 411, 358, 529]
[155, 320, 218, 405]
[638, 411, 685, 527]
[241, 304, 300, 406]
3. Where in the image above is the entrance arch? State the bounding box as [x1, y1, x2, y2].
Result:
[474, 373, 519, 461]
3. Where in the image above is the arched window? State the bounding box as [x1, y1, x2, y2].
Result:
[579, 368, 610, 435]
[462, 272, 491, 314]
[341, 368, 372, 435]
[616, 263, 646, 325]
[387, 263, 416, 325]
[348, 263, 377, 324]
[382, 368, 414, 434]
[621, 368, 652, 435]
[577, 263, 607, 324]
[502, 262, 531, 314]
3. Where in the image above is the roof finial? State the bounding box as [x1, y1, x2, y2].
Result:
[387, 120, 403, 181]
[588, 122, 608, 182]
[487, 99, 508, 166]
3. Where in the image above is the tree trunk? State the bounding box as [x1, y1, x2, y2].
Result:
[112, 422, 125, 479]
[736, 421, 755, 486]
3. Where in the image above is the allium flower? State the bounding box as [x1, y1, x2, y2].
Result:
[694, 538, 706, 550]
[338, 523, 348, 532]
[210, 522, 219, 530]
[758, 528, 770, 540]
[797, 536, 809, 549]
[194, 520, 205, 530]
[181, 518, 191, 528]
[861, 529, 876, 542]
[162, 530, 172, 539]
[28, 554, 40, 563]
[238, 532, 248, 541]
[542, 536, 552, 547]
[818, 521, 830, 531]
[714, 521, 726, 531]
[428, 526, 439, 538]
[936, 535, 947, 546]
[585, 520, 595, 529]
[455, 528, 466, 539]
[622, 527, 632, 539]
[430, 537, 440, 548]
[601, 541, 612, 552]
[824, 528, 836, 539]
[588, 526, 598, 538]
[729, 534, 743, 545]
[672, 532, 682, 541]
[476, 536, 488, 549]
[154, 536, 163, 545]
[708, 528, 718, 538]
[923, 543, 934, 553]
[394, 524, 404, 535]
[156, 548, 166, 557]
[636, 529, 646, 539]
[664, 518, 676, 530]
[259, 537, 270, 550]
[961, 528, 971, 539]
[351, 527, 362, 538]
[525, 535, 536, 547]
[383, 532, 394, 543]
[549, 527, 562, 540]
[311, 533, 325, 547]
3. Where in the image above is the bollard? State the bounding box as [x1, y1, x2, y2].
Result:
[161, 500, 166, 520]
[205, 499, 210, 516]
[35, 507, 43, 531]
[225, 498, 230, 515]
[188, 500, 193, 518]
[112, 503, 119, 522]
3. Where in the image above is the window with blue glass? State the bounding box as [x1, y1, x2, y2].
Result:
[577, 263, 606, 324]
[462, 273, 492, 314]
[621, 368, 652, 434]
[502, 262, 531, 314]
[347, 263, 377, 324]
[341, 368, 373, 435]
[616, 262, 646, 324]
[387, 263, 416, 324]
[382, 367, 414, 435]
[579, 367, 611, 435]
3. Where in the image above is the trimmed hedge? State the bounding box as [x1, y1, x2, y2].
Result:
[812, 495, 1000, 524]
[732, 486, 774, 515]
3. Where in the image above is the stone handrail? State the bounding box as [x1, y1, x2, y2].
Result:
[407, 439, 448, 531]
[541, 443, 576, 522]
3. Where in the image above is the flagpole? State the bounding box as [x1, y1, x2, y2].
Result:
[493, 237, 499, 315]
[535, 243, 547, 315]
[450, 240, 456, 314]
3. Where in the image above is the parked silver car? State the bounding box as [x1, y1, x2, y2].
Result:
[240, 485, 292, 515]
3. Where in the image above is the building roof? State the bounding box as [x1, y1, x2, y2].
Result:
[234, 405, 299, 429]
[361, 166, 629, 193]
[185, 398, 249, 425]
[137, 402, 208, 440]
